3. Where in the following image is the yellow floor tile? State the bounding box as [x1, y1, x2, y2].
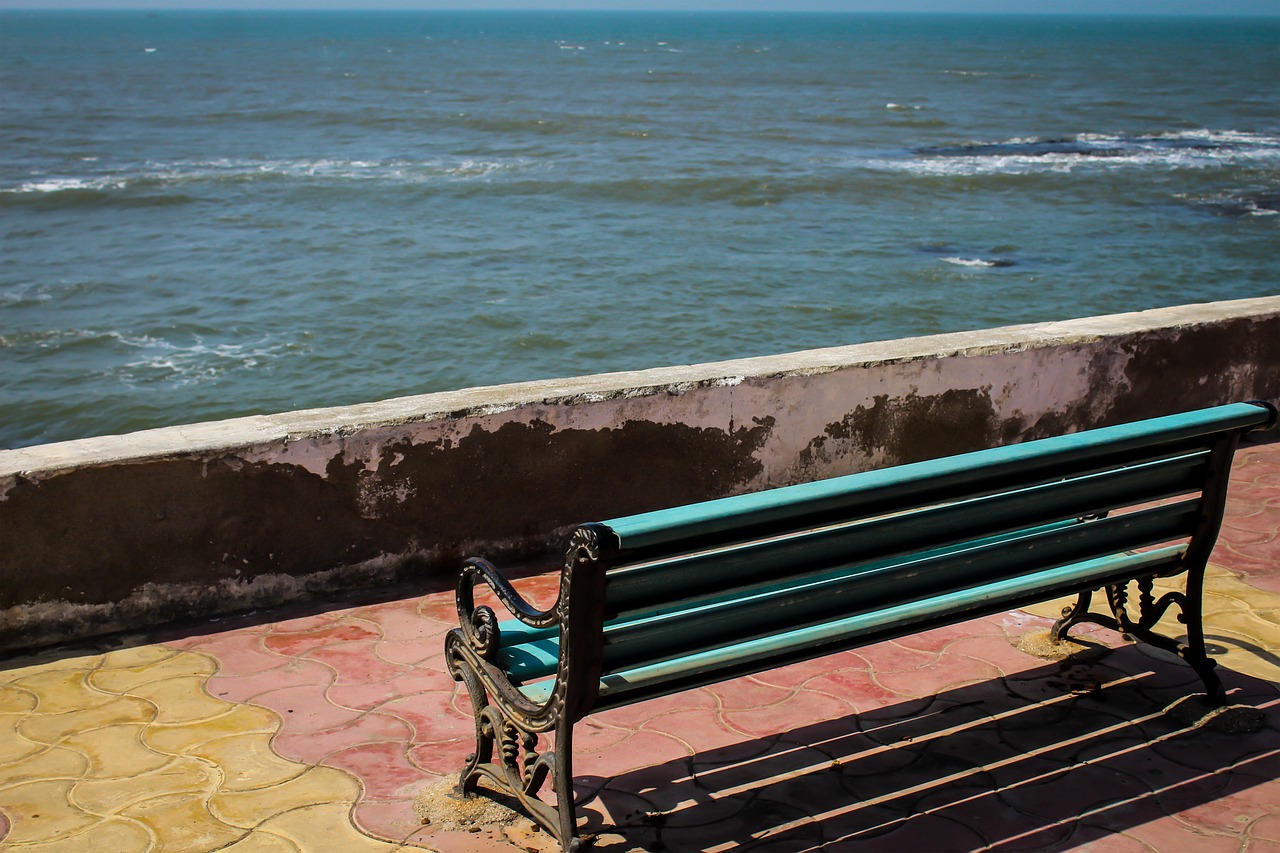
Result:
[0, 743, 88, 787]
[142, 703, 279, 755]
[120, 791, 245, 850]
[71, 757, 218, 816]
[17, 695, 157, 744]
[1203, 628, 1280, 682]
[253, 802, 401, 852]
[90, 648, 216, 694]
[1024, 564, 1280, 685]
[6, 816, 155, 852]
[0, 719, 44, 767]
[7, 668, 113, 715]
[210, 766, 363, 829]
[0, 779, 96, 845]
[126, 675, 242, 726]
[1, 652, 102, 678]
[61, 723, 173, 779]
[191, 732, 309, 792]
[218, 829, 303, 852]
[0, 684, 37, 714]
[99, 644, 187, 670]
[0, 646, 405, 850]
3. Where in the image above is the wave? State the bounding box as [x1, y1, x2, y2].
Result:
[1179, 188, 1280, 219]
[940, 256, 1016, 268]
[0, 327, 305, 387]
[0, 156, 533, 204]
[865, 129, 1280, 176]
[107, 332, 304, 388]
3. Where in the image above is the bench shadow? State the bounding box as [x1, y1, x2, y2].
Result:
[575, 645, 1279, 852]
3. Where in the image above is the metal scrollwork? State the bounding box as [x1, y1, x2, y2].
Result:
[568, 524, 602, 565]
[444, 524, 612, 850]
[465, 604, 500, 661]
[1052, 570, 1225, 706]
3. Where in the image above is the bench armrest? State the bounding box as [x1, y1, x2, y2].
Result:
[455, 557, 559, 660]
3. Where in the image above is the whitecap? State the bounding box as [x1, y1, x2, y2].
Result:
[2, 176, 123, 194]
[861, 129, 1280, 176]
[17, 156, 530, 190]
[942, 257, 999, 268]
[105, 332, 306, 387]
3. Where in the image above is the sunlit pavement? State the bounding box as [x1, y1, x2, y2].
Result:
[2, 437, 1277, 852]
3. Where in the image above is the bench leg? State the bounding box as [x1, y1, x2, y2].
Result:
[554, 717, 585, 851]
[1050, 576, 1225, 706]
[450, 660, 586, 849]
[1116, 573, 1226, 706]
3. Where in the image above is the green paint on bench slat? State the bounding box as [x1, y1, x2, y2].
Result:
[594, 545, 1186, 702]
[496, 633, 561, 681]
[601, 402, 1271, 551]
[603, 451, 1209, 614]
[496, 519, 1079, 683]
[495, 507, 1169, 684]
[599, 500, 1198, 672]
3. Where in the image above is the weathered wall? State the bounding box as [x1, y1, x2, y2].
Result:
[2, 297, 1278, 652]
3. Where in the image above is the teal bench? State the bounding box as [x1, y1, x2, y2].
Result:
[445, 401, 1276, 850]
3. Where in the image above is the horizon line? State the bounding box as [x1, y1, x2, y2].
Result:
[3, 5, 1278, 15]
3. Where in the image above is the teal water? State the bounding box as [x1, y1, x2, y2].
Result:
[2, 12, 1278, 448]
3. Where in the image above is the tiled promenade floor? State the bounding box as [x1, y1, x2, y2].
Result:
[2, 437, 1278, 852]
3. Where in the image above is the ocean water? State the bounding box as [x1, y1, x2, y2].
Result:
[2, 12, 1277, 449]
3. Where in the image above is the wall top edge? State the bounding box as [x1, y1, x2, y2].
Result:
[4, 296, 1278, 478]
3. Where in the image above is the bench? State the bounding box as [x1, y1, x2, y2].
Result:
[444, 401, 1277, 850]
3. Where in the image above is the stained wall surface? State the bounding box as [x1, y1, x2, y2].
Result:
[3, 297, 1278, 652]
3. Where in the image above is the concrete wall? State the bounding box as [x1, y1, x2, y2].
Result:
[3, 296, 1278, 653]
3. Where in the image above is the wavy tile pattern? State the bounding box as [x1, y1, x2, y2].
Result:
[0, 645, 401, 851]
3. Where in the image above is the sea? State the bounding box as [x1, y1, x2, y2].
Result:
[2, 11, 1278, 449]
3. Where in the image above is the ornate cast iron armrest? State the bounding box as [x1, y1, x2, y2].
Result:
[450, 557, 565, 727]
[457, 556, 559, 636]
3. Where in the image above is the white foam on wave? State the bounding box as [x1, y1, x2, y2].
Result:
[862, 129, 1280, 176]
[2, 326, 304, 385]
[941, 257, 999, 268]
[106, 331, 304, 387]
[4, 156, 530, 194]
[2, 176, 126, 194]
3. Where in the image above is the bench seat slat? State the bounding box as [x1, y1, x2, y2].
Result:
[498, 500, 1197, 685]
[604, 451, 1209, 615]
[599, 500, 1198, 672]
[494, 518, 1081, 683]
[511, 545, 1187, 707]
[601, 403, 1270, 552]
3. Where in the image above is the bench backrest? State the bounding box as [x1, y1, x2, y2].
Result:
[556, 402, 1274, 705]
